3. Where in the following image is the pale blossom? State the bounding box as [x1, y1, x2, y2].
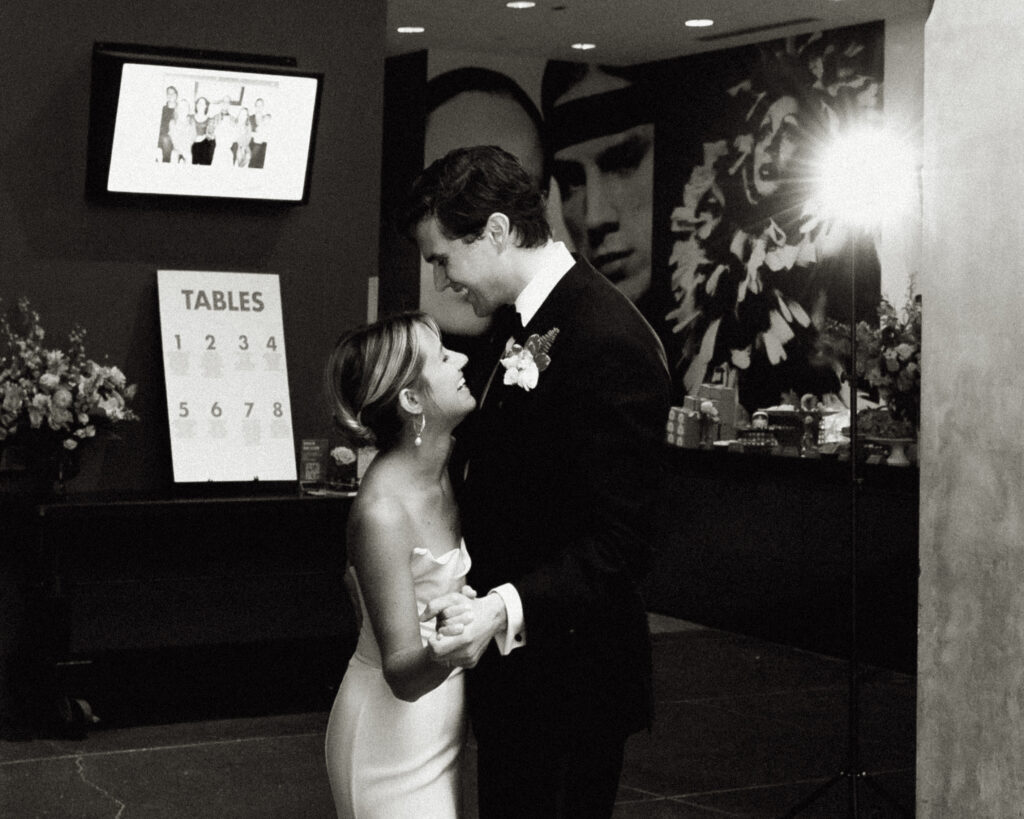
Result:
[98, 393, 126, 419]
[502, 352, 540, 391]
[53, 387, 73, 408]
[895, 343, 916, 361]
[106, 366, 127, 390]
[700, 400, 720, 420]
[28, 393, 50, 428]
[2, 384, 23, 413]
[330, 446, 356, 466]
[49, 406, 73, 429]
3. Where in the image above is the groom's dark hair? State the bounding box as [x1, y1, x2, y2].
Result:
[399, 145, 552, 249]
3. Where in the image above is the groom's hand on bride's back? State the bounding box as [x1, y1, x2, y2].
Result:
[421, 589, 508, 669]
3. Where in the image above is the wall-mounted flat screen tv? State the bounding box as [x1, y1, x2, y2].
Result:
[87, 42, 323, 204]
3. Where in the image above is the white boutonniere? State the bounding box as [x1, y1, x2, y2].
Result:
[500, 328, 560, 391]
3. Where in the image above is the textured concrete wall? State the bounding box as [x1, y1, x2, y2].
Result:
[917, 0, 1024, 813]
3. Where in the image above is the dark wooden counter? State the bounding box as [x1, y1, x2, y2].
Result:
[1, 491, 357, 734]
[2, 448, 917, 734]
[645, 446, 919, 672]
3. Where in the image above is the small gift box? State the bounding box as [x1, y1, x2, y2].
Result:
[666, 406, 701, 448]
[696, 384, 738, 439]
[681, 395, 703, 413]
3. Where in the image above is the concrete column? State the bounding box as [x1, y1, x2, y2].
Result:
[918, 0, 1024, 813]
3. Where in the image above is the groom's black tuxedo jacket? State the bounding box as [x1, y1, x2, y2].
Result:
[455, 256, 671, 741]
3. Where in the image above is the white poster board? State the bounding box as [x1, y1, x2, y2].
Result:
[157, 270, 297, 482]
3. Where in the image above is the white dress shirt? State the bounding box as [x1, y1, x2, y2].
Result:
[489, 242, 575, 654]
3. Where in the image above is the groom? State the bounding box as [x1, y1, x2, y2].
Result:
[405, 145, 671, 818]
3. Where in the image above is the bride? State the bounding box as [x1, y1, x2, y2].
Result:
[324, 311, 478, 818]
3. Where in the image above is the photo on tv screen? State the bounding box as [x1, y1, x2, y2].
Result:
[87, 43, 323, 204]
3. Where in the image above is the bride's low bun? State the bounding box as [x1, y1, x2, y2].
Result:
[325, 312, 439, 453]
[331, 405, 376, 449]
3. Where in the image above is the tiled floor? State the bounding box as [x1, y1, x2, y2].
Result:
[0, 615, 915, 818]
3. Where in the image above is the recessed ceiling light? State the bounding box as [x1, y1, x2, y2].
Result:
[506, 1, 536, 8]
[685, 19, 714, 27]
[396, 26, 425, 34]
[571, 43, 597, 51]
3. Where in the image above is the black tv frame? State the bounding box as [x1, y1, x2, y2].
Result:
[86, 42, 324, 205]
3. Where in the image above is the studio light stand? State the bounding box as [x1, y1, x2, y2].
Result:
[779, 240, 910, 819]
[779, 128, 916, 819]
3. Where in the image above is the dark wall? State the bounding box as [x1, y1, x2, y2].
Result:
[0, 0, 386, 494]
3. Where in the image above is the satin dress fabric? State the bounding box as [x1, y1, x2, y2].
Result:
[325, 541, 471, 818]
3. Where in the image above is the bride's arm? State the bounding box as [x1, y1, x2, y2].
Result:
[348, 501, 454, 702]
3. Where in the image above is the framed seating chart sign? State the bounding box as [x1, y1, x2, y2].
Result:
[157, 269, 297, 483]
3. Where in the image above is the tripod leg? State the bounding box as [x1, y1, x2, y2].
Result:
[858, 772, 912, 817]
[777, 772, 846, 818]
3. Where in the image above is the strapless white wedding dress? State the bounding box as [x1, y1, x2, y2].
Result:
[325, 541, 471, 818]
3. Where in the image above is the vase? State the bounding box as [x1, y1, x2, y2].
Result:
[884, 438, 912, 467]
[0, 444, 80, 500]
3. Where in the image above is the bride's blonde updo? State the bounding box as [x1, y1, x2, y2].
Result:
[325, 312, 440, 453]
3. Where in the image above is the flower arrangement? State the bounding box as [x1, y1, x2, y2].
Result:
[330, 445, 356, 467]
[823, 283, 921, 438]
[698, 399, 720, 447]
[326, 444, 358, 490]
[0, 297, 139, 456]
[501, 328, 560, 392]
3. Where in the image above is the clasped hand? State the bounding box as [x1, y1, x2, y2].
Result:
[420, 586, 504, 669]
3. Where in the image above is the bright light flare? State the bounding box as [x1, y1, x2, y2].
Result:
[812, 126, 917, 229]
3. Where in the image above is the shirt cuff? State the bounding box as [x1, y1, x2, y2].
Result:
[489, 584, 526, 654]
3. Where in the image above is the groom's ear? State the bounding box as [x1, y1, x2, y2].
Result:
[484, 212, 511, 249]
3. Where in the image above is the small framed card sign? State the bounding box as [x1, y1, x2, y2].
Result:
[157, 269, 297, 483]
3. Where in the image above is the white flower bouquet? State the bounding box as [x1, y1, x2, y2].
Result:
[0, 297, 138, 454]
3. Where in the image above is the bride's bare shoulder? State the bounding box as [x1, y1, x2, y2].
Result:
[348, 462, 415, 546]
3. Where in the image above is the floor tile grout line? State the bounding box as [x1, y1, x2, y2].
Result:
[658, 764, 916, 801]
[0, 730, 324, 767]
[658, 682, 853, 704]
[663, 681, 914, 709]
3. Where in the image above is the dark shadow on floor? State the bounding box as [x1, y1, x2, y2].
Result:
[0, 617, 915, 818]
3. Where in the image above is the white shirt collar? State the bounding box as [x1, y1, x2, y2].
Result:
[514, 242, 574, 327]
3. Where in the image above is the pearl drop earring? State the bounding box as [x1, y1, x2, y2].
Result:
[414, 414, 425, 447]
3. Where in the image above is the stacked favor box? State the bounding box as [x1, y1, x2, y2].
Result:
[666, 405, 700, 448]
